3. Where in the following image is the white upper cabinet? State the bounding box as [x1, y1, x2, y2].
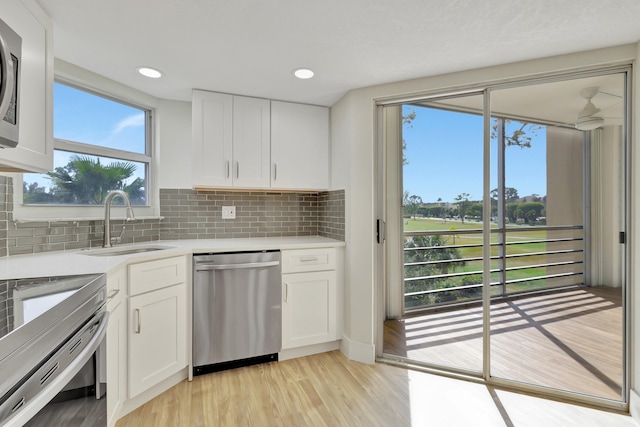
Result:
[192, 90, 329, 191]
[271, 101, 329, 190]
[232, 96, 271, 188]
[191, 91, 233, 187]
[192, 91, 270, 189]
[0, 0, 53, 172]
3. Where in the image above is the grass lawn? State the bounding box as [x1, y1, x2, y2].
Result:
[403, 217, 548, 262]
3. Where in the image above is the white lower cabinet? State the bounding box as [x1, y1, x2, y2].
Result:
[127, 283, 187, 398]
[104, 246, 342, 423]
[106, 255, 188, 423]
[281, 247, 341, 350]
[127, 256, 188, 399]
[282, 270, 337, 349]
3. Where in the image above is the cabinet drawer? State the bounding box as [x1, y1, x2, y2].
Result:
[128, 256, 187, 296]
[281, 248, 336, 273]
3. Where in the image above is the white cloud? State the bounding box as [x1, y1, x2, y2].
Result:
[113, 113, 145, 134]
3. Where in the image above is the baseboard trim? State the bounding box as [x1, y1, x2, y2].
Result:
[630, 389, 640, 422]
[279, 341, 340, 361]
[340, 335, 375, 364]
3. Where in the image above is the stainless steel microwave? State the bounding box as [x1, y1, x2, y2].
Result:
[0, 17, 21, 148]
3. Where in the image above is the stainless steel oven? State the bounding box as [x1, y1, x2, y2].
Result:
[0, 274, 108, 427]
[0, 15, 20, 148]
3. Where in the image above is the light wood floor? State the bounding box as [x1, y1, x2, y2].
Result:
[115, 350, 637, 427]
[384, 286, 623, 400]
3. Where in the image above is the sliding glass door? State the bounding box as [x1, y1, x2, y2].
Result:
[387, 94, 485, 373]
[381, 69, 628, 405]
[488, 74, 626, 400]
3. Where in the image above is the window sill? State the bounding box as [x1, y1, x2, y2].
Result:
[12, 215, 164, 224]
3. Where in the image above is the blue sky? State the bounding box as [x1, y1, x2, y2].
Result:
[53, 83, 146, 154]
[402, 105, 547, 203]
[24, 83, 146, 190]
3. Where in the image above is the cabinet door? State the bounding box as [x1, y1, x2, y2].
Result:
[282, 270, 337, 349]
[192, 90, 233, 187]
[0, 0, 53, 172]
[271, 101, 329, 190]
[128, 283, 187, 398]
[106, 301, 126, 427]
[232, 96, 270, 188]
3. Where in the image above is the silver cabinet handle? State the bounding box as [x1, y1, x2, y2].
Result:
[284, 283, 288, 303]
[299, 256, 319, 262]
[225, 160, 230, 178]
[274, 163, 277, 181]
[236, 161, 239, 179]
[107, 289, 120, 300]
[135, 309, 141, 334]
[195, 260, 280, 271]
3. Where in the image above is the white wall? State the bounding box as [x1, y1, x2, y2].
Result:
[332, 90, 378, 362]
[331, 44, 638, 374]
[156, 99, 192, 189]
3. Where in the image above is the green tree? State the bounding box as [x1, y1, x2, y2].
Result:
[490, 187, 519, 202]
[467, 203, 483, 220]
[426, 206, 443, 218]
[402, 109, 416, 166]
[454, 193, 471, 223]
[404, 234, 465, 307]
[506, 203, 519, 223]
[515, 202, 545, 225]
[492, 120, 542, 149]
[45, 155, 142, 205]
[23, 181, 55, 204]
[490, 187, 519, 218]
[404, 194, 423, 220]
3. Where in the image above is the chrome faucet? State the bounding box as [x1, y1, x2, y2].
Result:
[103, 190, 136, 248]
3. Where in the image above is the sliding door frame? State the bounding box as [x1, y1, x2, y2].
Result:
[375, 64, 631, 412]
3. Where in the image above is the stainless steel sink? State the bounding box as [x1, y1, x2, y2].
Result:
[80, 244, 175, 257]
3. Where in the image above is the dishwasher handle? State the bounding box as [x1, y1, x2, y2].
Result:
[195, 260, 280, 272]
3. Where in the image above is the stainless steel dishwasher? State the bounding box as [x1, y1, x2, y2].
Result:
[192, 250, 281, 375]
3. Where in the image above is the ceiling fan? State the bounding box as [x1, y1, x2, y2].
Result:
[575, 87, 604, 131]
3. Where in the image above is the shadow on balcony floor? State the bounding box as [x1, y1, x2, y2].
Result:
[384, 286, 623, 401]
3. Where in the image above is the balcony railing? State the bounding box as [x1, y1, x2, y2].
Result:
[403, 225, 584, 311]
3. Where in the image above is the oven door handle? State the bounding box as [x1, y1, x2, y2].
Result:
[2, 310, 109, 427]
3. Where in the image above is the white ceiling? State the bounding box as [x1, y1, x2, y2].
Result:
[35, 0, 640, 107]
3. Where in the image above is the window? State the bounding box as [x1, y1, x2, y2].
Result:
[22, 81, 152, 206]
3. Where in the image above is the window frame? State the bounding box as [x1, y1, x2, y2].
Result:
[14, 67, 160, 221]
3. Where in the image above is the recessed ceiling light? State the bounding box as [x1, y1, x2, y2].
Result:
[293, 68, 314, 79]
[137, 66, 163, 79]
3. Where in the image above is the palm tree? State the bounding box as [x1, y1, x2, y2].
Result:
[46, 155, 142, 204]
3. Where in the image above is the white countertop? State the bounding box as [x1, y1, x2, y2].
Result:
[0, 236, 345, 280]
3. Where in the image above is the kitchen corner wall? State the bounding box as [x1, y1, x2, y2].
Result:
[0, 179, 345, 257]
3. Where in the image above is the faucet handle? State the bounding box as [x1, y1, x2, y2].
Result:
[110, 225, 127, 245]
